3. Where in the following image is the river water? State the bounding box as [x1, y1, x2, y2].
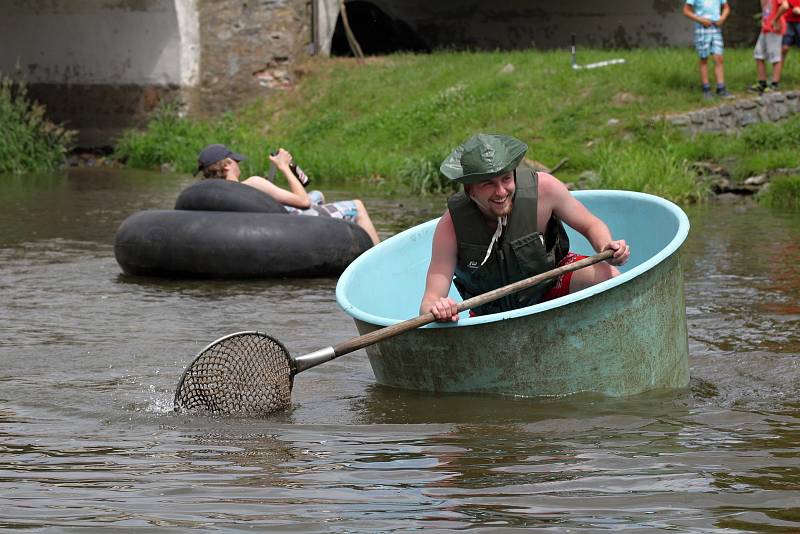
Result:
[0, 168, 798, 532]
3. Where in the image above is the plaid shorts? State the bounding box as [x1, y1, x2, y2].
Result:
[284, 190, 359, 222]
[313, 200, 359, 221]
[694, 26, 724, 58]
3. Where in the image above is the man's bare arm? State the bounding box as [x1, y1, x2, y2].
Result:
[420, 212, 460, 321]
[540, 173, 630, 266]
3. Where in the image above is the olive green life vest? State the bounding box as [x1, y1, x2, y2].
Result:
[447, 168, 570, 316]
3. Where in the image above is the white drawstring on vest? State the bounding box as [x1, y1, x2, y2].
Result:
[480, 215, 507, 266]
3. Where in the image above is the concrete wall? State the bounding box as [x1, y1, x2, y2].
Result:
[0, 0, 199, 146]
[329, 0, 757, 53]
[0, 0, 307, 146]
[0, 0, 195, 85]
[192, 0, 312, 116]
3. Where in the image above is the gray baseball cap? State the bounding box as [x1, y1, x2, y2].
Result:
[195, 144, 247, 175]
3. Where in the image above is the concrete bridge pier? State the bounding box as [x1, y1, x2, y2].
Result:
[1, 0, 315, 148]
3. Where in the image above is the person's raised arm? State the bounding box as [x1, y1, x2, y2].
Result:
[419, 212, 460, 322]
[269, 148, 311, 208]
[242, 148, 311, 208]
[540, 173, 630, 266]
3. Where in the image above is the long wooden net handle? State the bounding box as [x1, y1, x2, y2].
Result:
[332, 250, 614, 357]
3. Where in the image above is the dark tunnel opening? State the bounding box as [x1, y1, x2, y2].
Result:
[331, 1, 430, 56]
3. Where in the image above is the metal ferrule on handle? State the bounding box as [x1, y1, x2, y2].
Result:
[293, 346, 336, 373]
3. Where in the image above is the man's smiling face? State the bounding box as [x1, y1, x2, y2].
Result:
[466, 171, 515, 220]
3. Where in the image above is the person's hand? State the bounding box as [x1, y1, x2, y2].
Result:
[602, 240, 630, 266]
[428, 297, 459, 322]
[700, 18, 714, 27]
[269, 148, 293, 170]
[794, 6, 800, 15]
[772, 18, 781, 32]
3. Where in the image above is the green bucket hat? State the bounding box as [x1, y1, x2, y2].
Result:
[440, 134, 528, 185]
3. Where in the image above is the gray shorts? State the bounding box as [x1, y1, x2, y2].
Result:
[754, 32, 783, 63]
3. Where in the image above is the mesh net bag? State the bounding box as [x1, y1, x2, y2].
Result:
[174, 332, 293, 416]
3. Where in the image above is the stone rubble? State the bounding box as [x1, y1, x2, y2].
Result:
[661, 91, 800, 199]
[664, 90, 800, 135]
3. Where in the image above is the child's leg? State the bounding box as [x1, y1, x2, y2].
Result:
[712, 54, 725, 85]
[772, 60, 783, 84]
[749, 54, 769, 93]
[766, 33, 784, 85]
[711, 54, 733, 97]
[694, 26, 714, 89]
[709, 27, 726, 87]
[699, 57, 710, 86]
[756, 58, 767, 81]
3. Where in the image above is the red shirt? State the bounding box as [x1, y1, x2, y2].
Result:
[786, 0, 800, 23]
[763, 0, 787, 33]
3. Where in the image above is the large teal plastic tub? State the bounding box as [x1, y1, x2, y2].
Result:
[336, 190, 690, 397]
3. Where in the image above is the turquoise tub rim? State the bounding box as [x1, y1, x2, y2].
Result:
[336, 190, 690, 328]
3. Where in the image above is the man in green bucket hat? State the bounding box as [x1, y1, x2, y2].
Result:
[420, 133, 630, 321]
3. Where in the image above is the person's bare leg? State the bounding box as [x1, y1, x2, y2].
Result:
[712, 54, 725, 85]
[569, 262, 620, 294]
[772, 60, 783, 84]
[353, 199, 380, 245]
[699, 58, 710, 86]
[756, 58, 767, 81]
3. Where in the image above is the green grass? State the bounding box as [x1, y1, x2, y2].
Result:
[0, 76, 74, 174]
[114, 102, 277, 176]
[115, 47, 800, 206]
[758, 175, 800, 209]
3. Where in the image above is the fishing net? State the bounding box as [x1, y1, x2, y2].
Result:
[173, 332, 293, 416]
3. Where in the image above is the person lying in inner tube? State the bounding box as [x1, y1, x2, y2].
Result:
[195, 144, 380, 245]
[420, 133, 630, 322]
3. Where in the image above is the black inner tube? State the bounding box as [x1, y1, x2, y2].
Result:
[175, 179, 286, 214]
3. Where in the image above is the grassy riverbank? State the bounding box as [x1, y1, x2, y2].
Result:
[116, 47, 800, 204]
[0, 76, 74, 174]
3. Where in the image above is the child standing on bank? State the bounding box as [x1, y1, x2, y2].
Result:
[683, 0, 733, 99]
[748, 0, 790, 93]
